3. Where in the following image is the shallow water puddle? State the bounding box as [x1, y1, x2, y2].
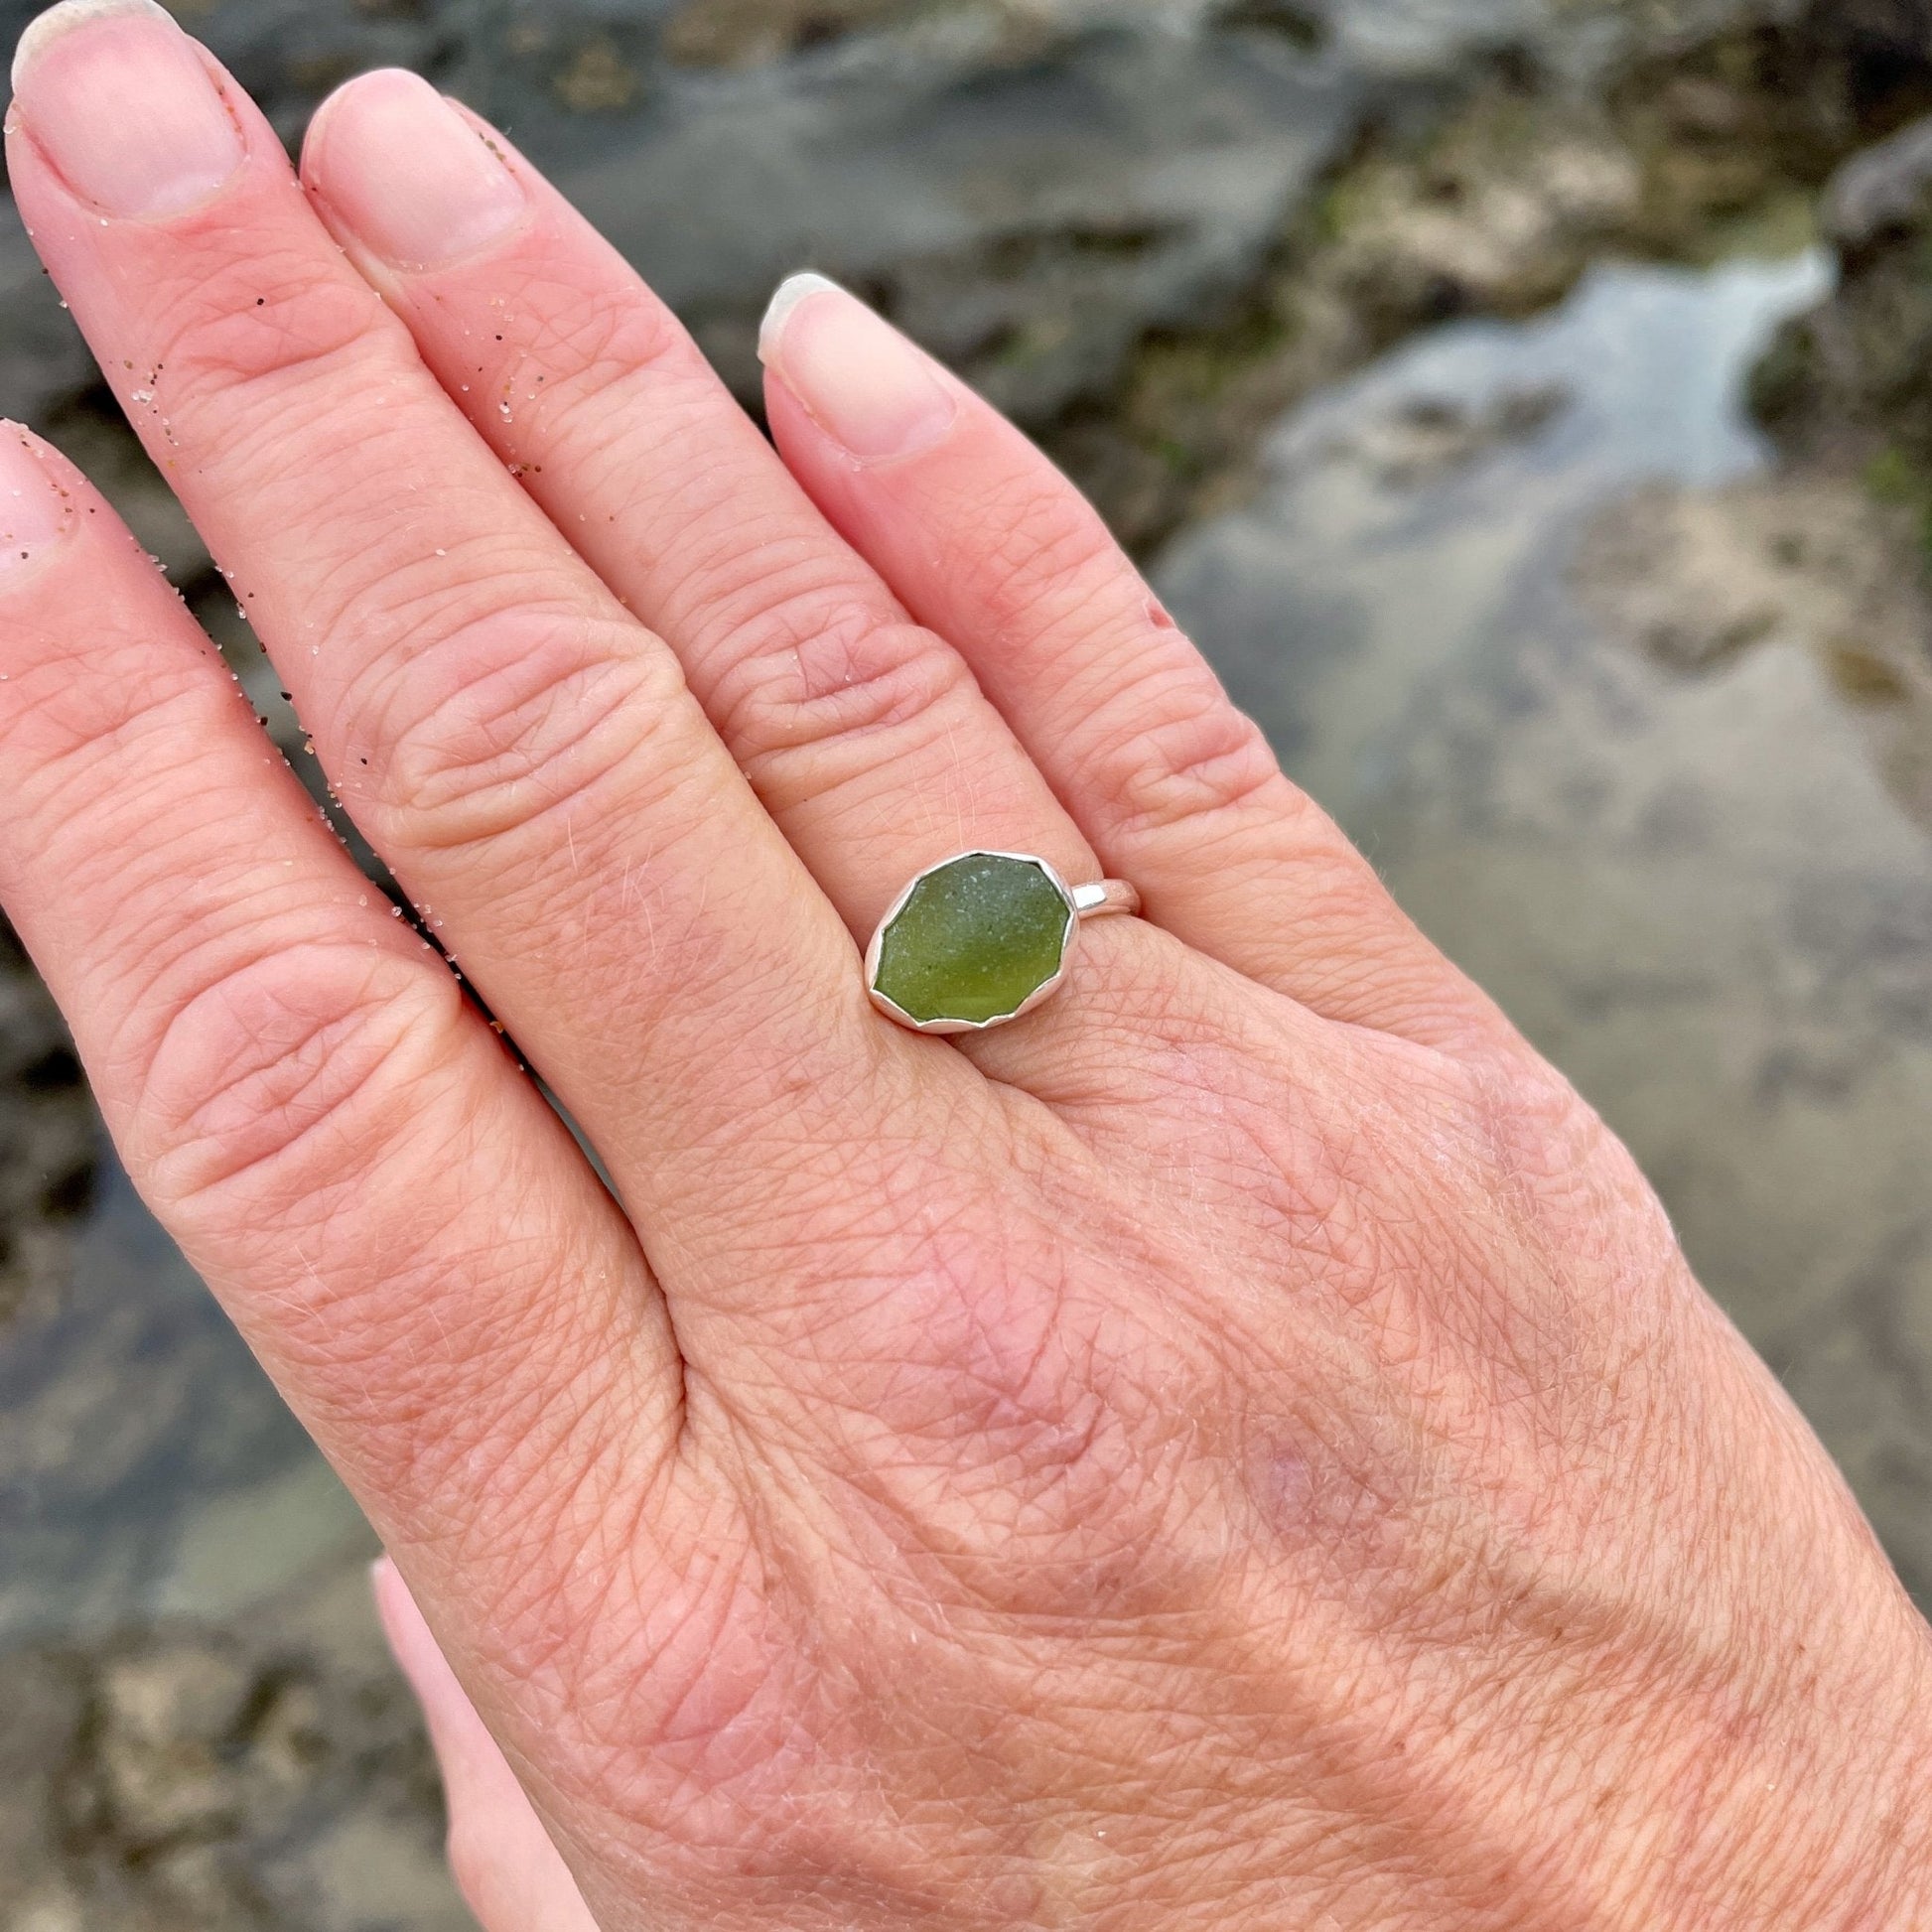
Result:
[1161, 249, 1932, 1600]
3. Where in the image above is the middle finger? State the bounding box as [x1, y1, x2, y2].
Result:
[6, 0, 888, 1256]
[295, 68, 1102, 960]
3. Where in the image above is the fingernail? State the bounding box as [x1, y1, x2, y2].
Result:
[11, 0, 242, 218]
[369, 1559, 419, 1675]
[759, 272, 957, 462]
[0, 425, 71, 566]
[369, 1556, 455, 1725]
[306, 69, 525, 271]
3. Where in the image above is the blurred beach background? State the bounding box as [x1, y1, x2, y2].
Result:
[9, 0, 1932, 1922]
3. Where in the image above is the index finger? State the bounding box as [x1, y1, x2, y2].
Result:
[4, 0, 886, 1311]
[0, 421, 683, 1633]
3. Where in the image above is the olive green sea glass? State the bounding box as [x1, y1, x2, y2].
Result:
[872, 853, 1073, 1028]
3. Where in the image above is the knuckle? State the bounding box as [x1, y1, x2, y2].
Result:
[1082, 666, 1285, 841]
[350, 603, 703, 862]
[527, 261, 683, 374]
[705, 574, 977, 806]
[134, 939, 466, 1220]
[512, 268, 700, 436]
[971, 471, 1120, 617]
[143, 240, 403, 420]
[0, 647, 211, 794]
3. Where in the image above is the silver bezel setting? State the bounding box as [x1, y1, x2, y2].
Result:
[866, 850, 1080, 1035]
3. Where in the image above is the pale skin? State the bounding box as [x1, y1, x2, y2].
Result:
[0, 3, 1926, 1926]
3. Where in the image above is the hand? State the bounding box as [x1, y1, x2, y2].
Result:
[1, 6, 1926, 1927]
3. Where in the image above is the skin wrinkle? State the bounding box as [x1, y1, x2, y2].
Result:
[924, 459, 1114, 643]
[192, 1069, 645, 1443]
[807, 1370, 1153, 1616]
[1036, 996, 1358, 1241]
[648, 501, 862, 663]
[726, 1252, 1197, 1630]
[660, 506, 847, 628]
[403, 1360, 639, 1617]
[572, 1559, 870, 1872]
[35, 783, 295, 944]
[122, 211, 395, 393]
[623, 991, 904, 1246]
[507, 275, 690, 413]
[350, 613, 681, 858]
[275, 510, 588, 692]
[0, 635, 210, 771]
[601, 1514, 765, 1752]
[134, 942, 456, 1192]
[90, 882, 412, 1096]
[531, 364, 732, 544]
[639, 1611, 1014, 1921]
[306, 539, 592, 680]
[1082, 687, 1284, 849]
[723, 608, 977, 780]
[967, 921, 1235, 1094]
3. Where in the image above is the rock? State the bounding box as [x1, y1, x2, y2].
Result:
[1577, 474, 1925, 672]
[1322, 92, 1644, 331]
[1824, 111, 1932, 255]
[1751, 114, 1932, 475]
[551, 33, 646, 111]
[1735, 4, 1932, 474]
[1041, 75, 1656, 551]
[1577, 473, 1932, 819]
[90, 1642, 261, 1851]
[1325, 380, 1571, 487]
[0, 918, 95, 1333]
[661, 0, 919, 68]
[0, 1650, 86, 1902]
[0, 1605, 463, 1932]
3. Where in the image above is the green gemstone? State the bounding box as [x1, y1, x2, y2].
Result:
[872, 853, 1073, 1028]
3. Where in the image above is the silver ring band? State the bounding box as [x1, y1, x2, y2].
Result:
[1071, 879, 1141, 920]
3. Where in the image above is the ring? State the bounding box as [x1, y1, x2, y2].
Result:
[865, 850, 1142, 1034]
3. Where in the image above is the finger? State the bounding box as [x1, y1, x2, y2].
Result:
[0, 421, 679, 1632]
[5, 0, 888, 1288]
[760, 279, 1515, 1053]
[296, 68, 1098, 951]
[373, 1559, 601, 1932]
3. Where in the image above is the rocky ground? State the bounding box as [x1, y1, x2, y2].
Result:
[0, 921, 93, 1338]
[8, 0, 1932, 1924]
[0, 1573, 465, 1932]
